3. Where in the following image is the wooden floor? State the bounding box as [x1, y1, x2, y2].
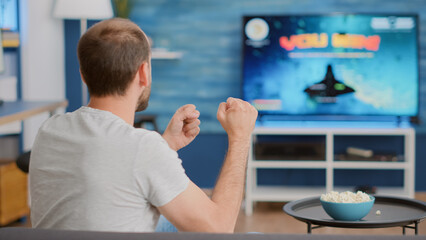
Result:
[5, 193, 426, 236]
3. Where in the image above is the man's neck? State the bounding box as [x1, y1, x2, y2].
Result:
[87, 96, 136, 126]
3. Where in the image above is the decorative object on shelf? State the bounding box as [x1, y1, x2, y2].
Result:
[112, 0, 131, 19]
[53, 0, 114, 106]
[346, 147, 373, 158]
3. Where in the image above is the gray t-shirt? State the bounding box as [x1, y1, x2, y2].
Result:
[29, 107, 189, 232]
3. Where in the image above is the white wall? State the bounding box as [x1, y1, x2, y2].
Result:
[19, 0, 65, 151]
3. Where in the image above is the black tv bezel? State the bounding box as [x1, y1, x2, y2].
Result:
[241, 13, 421, 123]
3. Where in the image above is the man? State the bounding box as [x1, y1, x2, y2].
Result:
[29, 18, 258, 233]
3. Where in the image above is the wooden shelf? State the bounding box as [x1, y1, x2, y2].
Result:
[2, 40, 19, 48]
[333, 161, 408, 169]
[251, 160, 326, 169]
[151, 48, 183, 60]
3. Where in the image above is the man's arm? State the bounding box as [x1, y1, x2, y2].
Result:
[158, 97, 258, 232]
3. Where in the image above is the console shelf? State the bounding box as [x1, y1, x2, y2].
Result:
[333, 161, 408, 169]
[251, 161, 327, 168]
[244, 125, 415, 215]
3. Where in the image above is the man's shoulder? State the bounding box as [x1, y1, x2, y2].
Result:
[40, 107, 117, 130]
[37, 108, 169, 149]
[134, 129, 168, 146]
[39, 111, 73, 129]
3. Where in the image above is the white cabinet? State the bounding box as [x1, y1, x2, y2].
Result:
[244, 124, 415, 215]
[0, 44, 21, 136]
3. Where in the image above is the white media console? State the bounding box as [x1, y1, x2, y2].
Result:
[244, 123, 415, 215]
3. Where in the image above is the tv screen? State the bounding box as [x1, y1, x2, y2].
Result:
[242, 14, 419, 119]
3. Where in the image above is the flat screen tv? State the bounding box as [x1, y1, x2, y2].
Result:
[242, 14, 419, 122]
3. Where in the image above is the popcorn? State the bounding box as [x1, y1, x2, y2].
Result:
[321, 191, 371, 203]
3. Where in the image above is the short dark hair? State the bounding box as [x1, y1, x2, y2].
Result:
[77, 18, 150, 97]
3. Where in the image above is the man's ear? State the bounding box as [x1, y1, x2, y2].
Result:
[138, 62, 150, 87]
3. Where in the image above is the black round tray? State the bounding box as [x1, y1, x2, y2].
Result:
[283, 195, 426, 228]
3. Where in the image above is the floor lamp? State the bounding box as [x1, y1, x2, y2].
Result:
[53, 0, 114, 106]
[0, 31, 4, 106]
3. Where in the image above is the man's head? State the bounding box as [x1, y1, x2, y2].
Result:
[77, 18, 151, 111]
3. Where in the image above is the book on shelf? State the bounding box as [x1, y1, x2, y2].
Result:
[1, 29, 19, 47]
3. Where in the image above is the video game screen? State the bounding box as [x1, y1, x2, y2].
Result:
[242, 14, 419, 117]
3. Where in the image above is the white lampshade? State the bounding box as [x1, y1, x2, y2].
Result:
[0, 32, 4, 73]
[53, 0, 114, 20]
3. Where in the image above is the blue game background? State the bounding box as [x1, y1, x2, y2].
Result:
[243, 15, 419, 116]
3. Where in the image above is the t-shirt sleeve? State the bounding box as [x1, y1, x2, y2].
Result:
[134, 131, 189, 207]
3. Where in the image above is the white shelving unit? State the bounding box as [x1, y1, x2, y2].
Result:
[0, 33, 21, 136]
[244, 125, 416, 215]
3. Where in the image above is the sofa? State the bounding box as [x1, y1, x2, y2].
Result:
[0, 227, 425, 240]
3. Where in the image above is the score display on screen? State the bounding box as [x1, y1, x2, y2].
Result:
[242, 14, 419, 117]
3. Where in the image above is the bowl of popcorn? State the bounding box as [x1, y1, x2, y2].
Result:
[320, 191, 375, 221]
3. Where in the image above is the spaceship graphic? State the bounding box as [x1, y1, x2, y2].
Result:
[304, 65, 355, 103]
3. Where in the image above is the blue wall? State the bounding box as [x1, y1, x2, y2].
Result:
[64, 0, 426, 190]
[128, 0, 426, 133]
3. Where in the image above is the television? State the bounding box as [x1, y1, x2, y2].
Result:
[242, 14, 419, 122]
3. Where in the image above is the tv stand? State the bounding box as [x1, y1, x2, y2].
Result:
[257, 114, 412, 126]
[244, 124, 415, 216]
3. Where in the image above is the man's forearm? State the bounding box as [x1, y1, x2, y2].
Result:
[211, 139, 250, 231]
